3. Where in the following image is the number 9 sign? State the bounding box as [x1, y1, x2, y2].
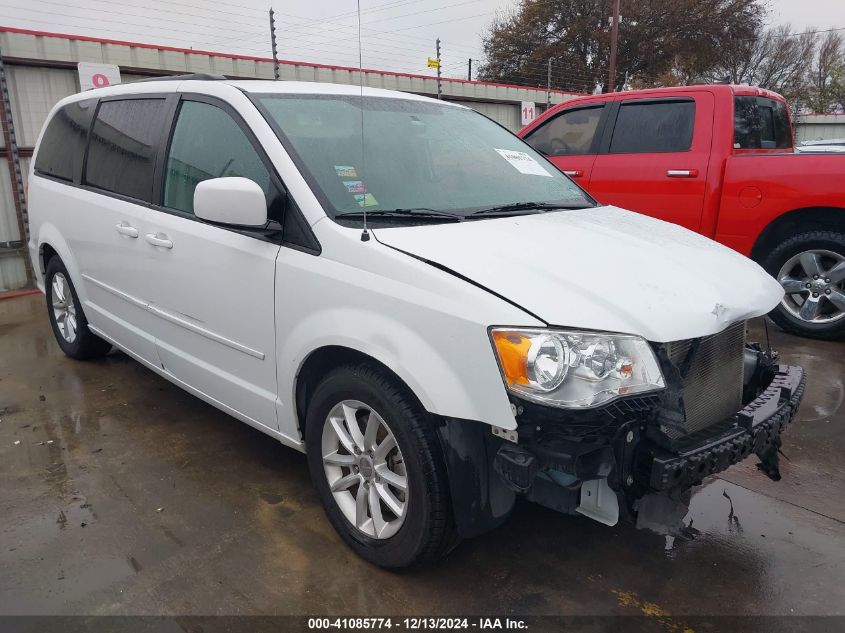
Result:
[77, 63, 122, 92]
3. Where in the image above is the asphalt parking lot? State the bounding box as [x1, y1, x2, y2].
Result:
[1, 293, 844, 626]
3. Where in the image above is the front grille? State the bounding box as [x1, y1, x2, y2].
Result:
[663, 321, 746, 438]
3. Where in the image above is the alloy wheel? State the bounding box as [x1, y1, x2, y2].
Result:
[51, 272, 78, 343]
[321, 400, 408, 539]
[778, 249, 845, 324]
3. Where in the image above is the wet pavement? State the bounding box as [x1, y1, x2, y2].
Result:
[1, 294, 844, 624]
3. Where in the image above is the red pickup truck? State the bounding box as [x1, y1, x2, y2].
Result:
[518, 84, 845, 339]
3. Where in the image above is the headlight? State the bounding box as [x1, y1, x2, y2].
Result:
[490, 328, 665, 408]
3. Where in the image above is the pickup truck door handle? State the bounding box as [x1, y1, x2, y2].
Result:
[666, 169, 699, 178]
[115, 222, 139, 238]
[145, 232, 173, 249]
[563, 170, 584, 178]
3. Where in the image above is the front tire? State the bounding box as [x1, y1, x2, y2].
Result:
[763, 230, 845, 340]
[45, 257, 112, 359]
[305, 363, 456, 568]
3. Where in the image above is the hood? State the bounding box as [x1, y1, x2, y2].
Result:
[373, 206, 783, 343]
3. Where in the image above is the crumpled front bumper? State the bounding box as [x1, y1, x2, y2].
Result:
[645, 364, 805, 491]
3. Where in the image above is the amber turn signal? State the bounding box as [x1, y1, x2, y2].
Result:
[491, 331, 531, 386]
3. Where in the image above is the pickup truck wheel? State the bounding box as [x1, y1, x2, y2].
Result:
[764, 230, 845, 340]
[45, 257, 112, 359]
[305, 363, 457, 568]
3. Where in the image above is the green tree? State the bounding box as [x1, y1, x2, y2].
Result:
[477, 0, 765, 93]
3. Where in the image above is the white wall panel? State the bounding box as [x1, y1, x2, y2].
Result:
[19, 156, 30, 198]
[7, 65, 79, 147]
[795, 115, 845, 143]
[461, 100, 522, 131]
[0, 158, 20, 243]
[0, 158, 27, 291]
[0, 256, 27, 291]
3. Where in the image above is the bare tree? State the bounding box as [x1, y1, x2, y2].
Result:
[805, 30, 845, 113]
[702, 24, 815, 109]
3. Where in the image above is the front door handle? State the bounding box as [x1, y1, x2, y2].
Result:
[145, 232, 173, 249]
[115, 222, 139, 238]
[666, 169, 699, 178]
[563, 170, 584, 178]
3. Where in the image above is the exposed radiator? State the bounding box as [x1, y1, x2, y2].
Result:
[664, 321, 746, 438]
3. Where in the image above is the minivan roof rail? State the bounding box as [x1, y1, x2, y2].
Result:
[132, 73, 228, 83]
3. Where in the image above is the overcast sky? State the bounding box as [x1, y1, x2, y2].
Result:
[0, 0, 841, 79]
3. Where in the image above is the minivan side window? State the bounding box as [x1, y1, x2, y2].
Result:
[34, 101, 92, 182]
[734, 96, 792, 150]
[524, 106, 604, 156]
[163, 100, 278, 216]
[609, 100, 695, 154]
[85, 99, 166, 202]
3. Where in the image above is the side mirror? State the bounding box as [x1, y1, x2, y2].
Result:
[193, 177, 267, 227]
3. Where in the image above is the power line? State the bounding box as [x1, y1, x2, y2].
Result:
[764, 26, 845, 39]
[25, 0, 266, 30]
[282, 0, 423, 28]
[0, 6, 266, 41]
[273, 7, 485, 57]
[273, 14, 482, 56]
[282, 0, 487, 34]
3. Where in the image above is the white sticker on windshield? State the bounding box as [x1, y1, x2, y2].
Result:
[494, 149, 552, 177]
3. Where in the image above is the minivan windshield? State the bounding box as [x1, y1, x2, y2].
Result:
[256, 94, 594, 221]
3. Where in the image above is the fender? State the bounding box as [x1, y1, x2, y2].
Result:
[273, 222, 544, 444]
[31, 220, 84, 300]
[277, 305, 519, 444]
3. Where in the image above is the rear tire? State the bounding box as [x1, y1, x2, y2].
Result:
[763, 230, 845, 340]
[305, 363, 457, 568]
[45, 257, 112, 359]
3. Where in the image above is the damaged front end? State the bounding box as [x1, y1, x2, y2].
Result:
[488, 321, 805, 532]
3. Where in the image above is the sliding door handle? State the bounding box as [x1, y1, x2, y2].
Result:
[145, 233, 173, 249]
[666, 169, 699, 178]
[115, 222, 139, 238]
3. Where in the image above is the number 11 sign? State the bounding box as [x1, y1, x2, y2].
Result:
[520, 101, 537, 126]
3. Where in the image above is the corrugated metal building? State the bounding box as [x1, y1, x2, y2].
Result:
[0, 27, 582, 290]
[795, 114, 845, 143]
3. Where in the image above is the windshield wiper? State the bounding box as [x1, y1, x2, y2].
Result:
[468, 201, 591, 217]
[336, 208, 463, 221]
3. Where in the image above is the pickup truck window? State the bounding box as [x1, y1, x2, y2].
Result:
[609, 100, 695, 154]
[523, 106, 604, 156]
[733, 96, 791, 150]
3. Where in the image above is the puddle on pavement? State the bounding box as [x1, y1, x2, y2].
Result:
[790, 353, 844, 422]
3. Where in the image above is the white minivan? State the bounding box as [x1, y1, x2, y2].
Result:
[28, 75, 805, 568]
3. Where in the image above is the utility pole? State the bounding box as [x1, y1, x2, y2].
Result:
[436, 38, 442, 99]
[546, 58, 552, 107]
[607, 0, 620, 93]
[269, 7, 280, 80]
[467, 58, 472, 81]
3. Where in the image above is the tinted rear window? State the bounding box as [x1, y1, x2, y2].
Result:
[85, 99, 167, 202]
[609, 100, 695, 153]
[734, 96, 792, 149]
[34, 101, 92, 182]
